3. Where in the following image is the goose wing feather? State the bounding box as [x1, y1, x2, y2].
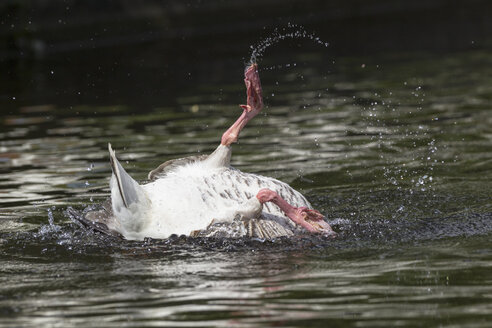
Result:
[148, 154, 208, 181]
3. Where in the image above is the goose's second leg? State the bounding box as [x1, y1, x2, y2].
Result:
[256, 189, 335, 235]
[221, 63, 263, 146]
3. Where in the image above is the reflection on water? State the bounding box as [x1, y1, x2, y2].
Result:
[0, 48, 491, 327]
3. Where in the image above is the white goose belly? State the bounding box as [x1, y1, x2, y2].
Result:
[140, 166, 311, 238]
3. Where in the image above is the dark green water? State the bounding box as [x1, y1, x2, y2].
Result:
[0, 47, 491, 327]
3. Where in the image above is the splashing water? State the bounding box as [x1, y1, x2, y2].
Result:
[48, 207, 55, 228]
[347, 81, 443, 222]
[249, 24, 329, 64]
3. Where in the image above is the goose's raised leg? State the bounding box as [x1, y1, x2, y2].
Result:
[221, 63, 263, 146]
[256, 189, 334, 235]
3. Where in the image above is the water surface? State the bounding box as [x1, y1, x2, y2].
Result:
[0, 48, 491, 327]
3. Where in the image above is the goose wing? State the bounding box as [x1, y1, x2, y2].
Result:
[191, 214, 296, 239]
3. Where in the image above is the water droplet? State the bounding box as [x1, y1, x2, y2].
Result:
[248, 25, 329, 63]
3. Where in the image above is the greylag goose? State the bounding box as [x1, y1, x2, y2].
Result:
[74, 64, 334, 240]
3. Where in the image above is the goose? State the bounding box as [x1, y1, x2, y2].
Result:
[72, 64, 334, 240]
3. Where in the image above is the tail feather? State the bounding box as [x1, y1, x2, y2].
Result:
[108, 143, 139, 208]
[108, 143, 151, 238]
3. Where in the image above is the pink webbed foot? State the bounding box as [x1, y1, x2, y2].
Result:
[242, 63, 263, 115]
[293, 207, 334, 234]
[256, 189, 334, 236]
[221, 63, 264, 146]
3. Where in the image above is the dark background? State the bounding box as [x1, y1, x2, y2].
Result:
[1, 0, 491, 110]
